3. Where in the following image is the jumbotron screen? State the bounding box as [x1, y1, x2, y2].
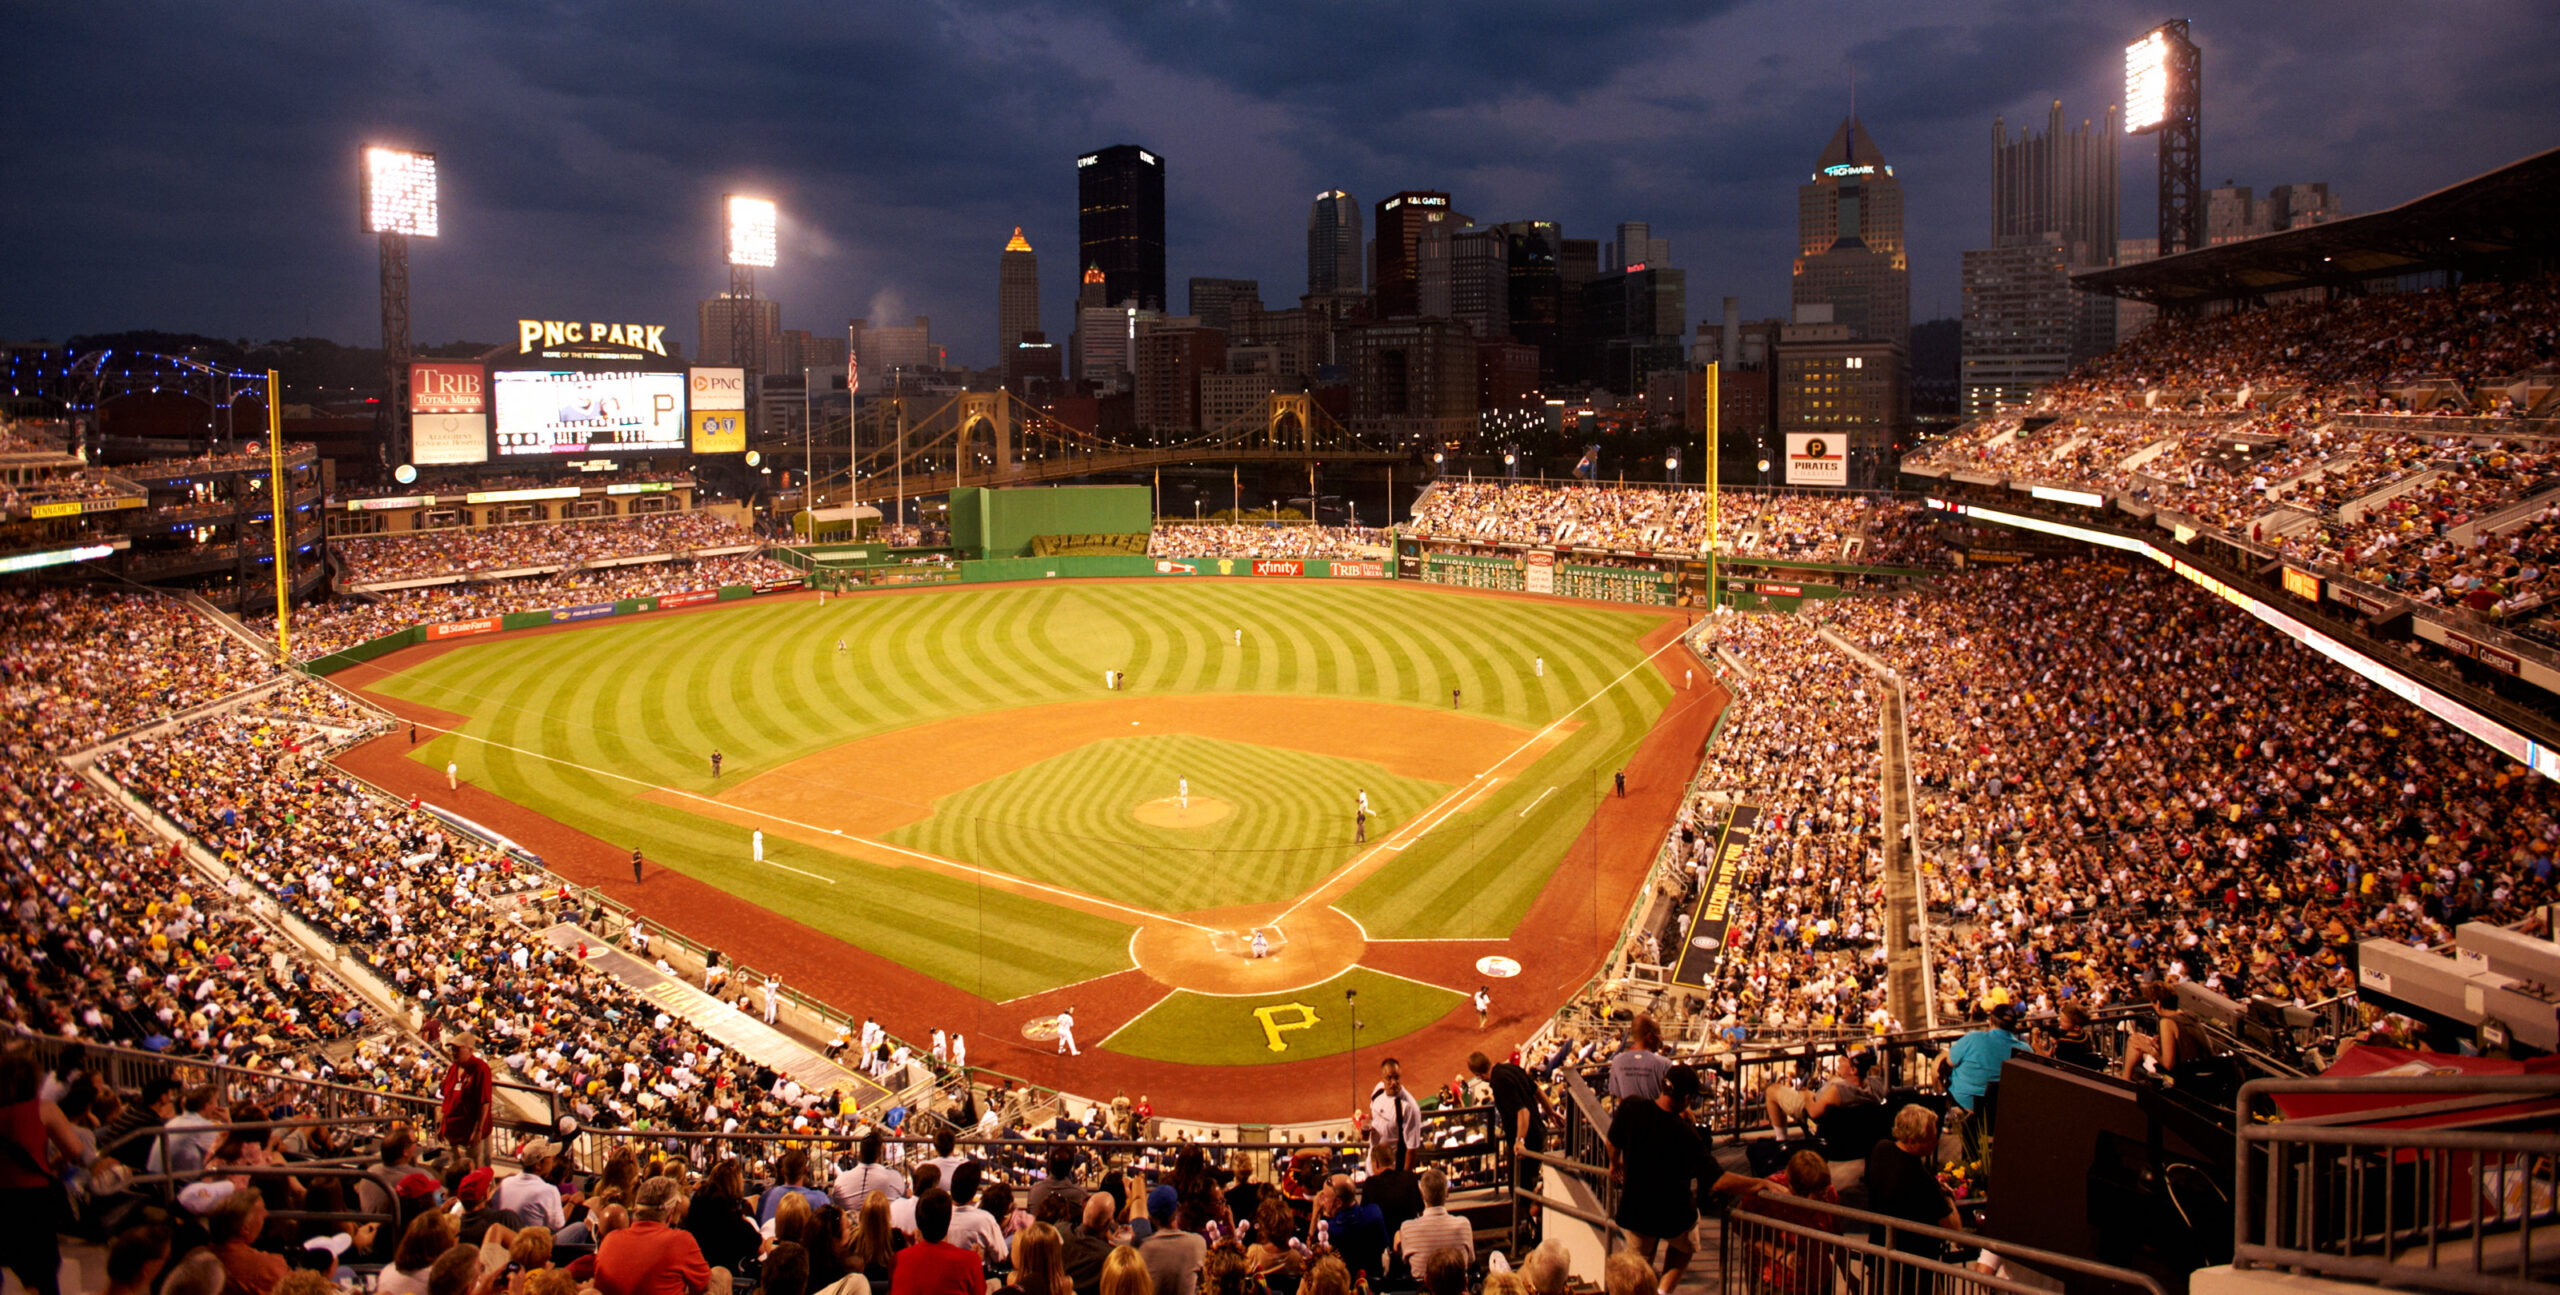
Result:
[490, 370, 688, 456]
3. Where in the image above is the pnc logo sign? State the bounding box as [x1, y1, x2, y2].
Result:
[691, 373, 743, 396]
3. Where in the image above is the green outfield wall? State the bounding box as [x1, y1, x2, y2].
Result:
[951, 485, 1152, 558]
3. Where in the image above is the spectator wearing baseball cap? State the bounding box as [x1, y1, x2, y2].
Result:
[456, 1167, 514, 1246]
[497, 1139, 575, 1230]
[1136, 1184, 1205, 1295]
[1943, 1003, 2031, 1119]
[594, 1177, 710, 1295]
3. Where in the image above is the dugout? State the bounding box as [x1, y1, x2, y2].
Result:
[950, 484, 1150, 558]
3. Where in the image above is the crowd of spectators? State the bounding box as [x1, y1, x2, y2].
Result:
[1674, 559, 2558, 1040]
[2043, 272, 2560, 406]
[336, 514, 759, 587]
[1147, 525, 1385, 561]
[257, 554, 804, 659]
[1408, 482, 1942, 566]
[0, 589, 279, 752]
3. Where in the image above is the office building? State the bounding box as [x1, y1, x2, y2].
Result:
[1477, 341, 1541, 413]
[1583, 265, 1687, 395]
[998, 227, 1040, 367]
[1348, 317, 1477, 445]
[849, 316, 933, 387]
[1793, 116, 1909, 346]
[697, 294, 781, 371]
[2112, 238, 2161, 342]
[1004, 333, 1061, 394]
[1133, 317, 1226, 433]
[1077, 144, 1166, 311]
[1187, 278, 1260, 335]
[1607, 221, 1671, 272]
[1992, 103, 2119, 267]
[2207, 182, 2349, 246]
[1775, 307, 1905, 488]
[1200, 370, 1282, 436]
[1558, 237, 1601, 384]
[1372, 190, 1456, 318]
[1497, 222, 1563, 383]
[1307, 191, 1363, 297]
[1960, 236, 2076, 417]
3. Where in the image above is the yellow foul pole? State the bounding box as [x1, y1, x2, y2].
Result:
[267, 369, 290, 658]
[1704, 362, 1720, 614]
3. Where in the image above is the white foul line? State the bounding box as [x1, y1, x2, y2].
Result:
[1516, 786, 1557, 817]
[1273, 626, 1692, 925]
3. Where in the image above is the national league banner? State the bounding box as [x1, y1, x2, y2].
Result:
[1785, 433, 1847, 488]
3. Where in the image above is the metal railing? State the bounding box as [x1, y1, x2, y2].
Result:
[2234, 1074, 2560, 1295]
[10, 1034, 438, 1130]
[1719, 1191, 2164, 1295]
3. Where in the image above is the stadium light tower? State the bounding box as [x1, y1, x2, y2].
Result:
[2125, 20, 2202, 256]
[363, 146, 439, 464]
[726, 194, 778, 405]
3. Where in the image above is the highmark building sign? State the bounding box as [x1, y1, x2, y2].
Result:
[517, 319, 670, 356]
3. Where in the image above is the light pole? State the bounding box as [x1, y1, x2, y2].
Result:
[1666, 453, 1681, 486]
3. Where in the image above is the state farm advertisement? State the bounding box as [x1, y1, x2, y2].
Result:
[427, 617, 502, 640]
[1252, 560, 1303, 576]
[410, 362, 486, 414]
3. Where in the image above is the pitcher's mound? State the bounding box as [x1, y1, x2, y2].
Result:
[1133, 796, 1233, 828]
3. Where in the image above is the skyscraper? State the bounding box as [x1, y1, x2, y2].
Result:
[1372, 190, 1454, 319]
[1077, 144, 1166, 311]
[1187, 278, 1259, 335]
[1792, 116, 1908, 346]
[1608, 221, 1670, 272]
[1969, 102, 2122, 414]
[1307, 191, 1362, 297]
[998, 227, 1040, 363]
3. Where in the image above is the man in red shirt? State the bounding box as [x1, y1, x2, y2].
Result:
[889, 1189, 984, 1295]
[594, 1177, 712, 1295]
[207, 1190, 288, 1295]
[438, 1034, 494, 1164]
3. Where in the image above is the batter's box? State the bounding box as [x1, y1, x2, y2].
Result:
[1210, 926, 1290, 960]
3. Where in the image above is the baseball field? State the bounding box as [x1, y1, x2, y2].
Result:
[336, 578, 1719, 1118]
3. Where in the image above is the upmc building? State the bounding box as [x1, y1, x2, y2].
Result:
[404, 317, 746, 469]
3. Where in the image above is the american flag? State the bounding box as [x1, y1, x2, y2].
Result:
[847, 340, 859, 397]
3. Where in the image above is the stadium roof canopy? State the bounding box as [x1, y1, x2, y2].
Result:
[2076, 146, 2560, 308]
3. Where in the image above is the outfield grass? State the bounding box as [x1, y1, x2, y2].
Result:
[370, 581, 1671, 1002]
[1102, 967, 1463, 1066]
[886, 734, 1445, 912]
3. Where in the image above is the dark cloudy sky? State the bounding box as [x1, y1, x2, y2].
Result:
[5, 1, 2554, 368]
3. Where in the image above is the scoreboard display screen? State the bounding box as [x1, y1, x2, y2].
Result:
[490, 370, 688, 456]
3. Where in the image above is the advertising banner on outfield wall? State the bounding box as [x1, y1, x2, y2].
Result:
[1524, 550, 1555, 594]
[1330, 561, 1385, 578]
[412, 413, 490, 466]
[551, 602, 616, 623]
[1397, 554, 1422, 578]
[1784, 433, 1846, 488]
[427, 617, 502, 640]
[658, 590, 720, 609]
[1253, 560, 1303, 576]
[754, 578, 806, 594]
[1155, 560, 1195, 575]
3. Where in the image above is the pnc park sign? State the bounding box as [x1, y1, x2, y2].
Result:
[517, 318, 671, 356]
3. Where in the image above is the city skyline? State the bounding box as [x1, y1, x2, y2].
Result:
[3, 1, 2555, 370]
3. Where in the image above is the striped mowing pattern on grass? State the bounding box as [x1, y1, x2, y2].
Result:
[886, 734, 1445, 912]
[370, 581, 1671, 1000]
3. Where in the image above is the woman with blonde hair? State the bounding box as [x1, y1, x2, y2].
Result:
[998, 1223, 1072, 1295]
[1100, 1245, 1154, 1295]
[1299, 1255, 1351, 1295]
[849, 1191, 899, 1289]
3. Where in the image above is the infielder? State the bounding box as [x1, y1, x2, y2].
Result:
[753, 830, 764, 862]
[1178, 777, 1189, 809]
[1055, 1006, 1080, 1056]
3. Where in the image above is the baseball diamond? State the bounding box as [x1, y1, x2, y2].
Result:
[331, 577, 1720, 1120]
